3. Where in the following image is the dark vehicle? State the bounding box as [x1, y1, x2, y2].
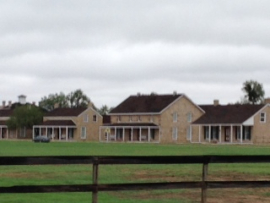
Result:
[33, 135, 50, 143]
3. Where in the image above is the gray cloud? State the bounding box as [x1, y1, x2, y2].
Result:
[1, 0, 270, 107]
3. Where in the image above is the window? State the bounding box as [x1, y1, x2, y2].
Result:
[173, 112, 178, 122]
[260, 112, 266, 123]
[172, 127, 178, 140]
[83, 114, 89, 122]
[187, 112, 192, 123]
[243, 126, 251, 140]
[186, 126, 192, 140]
[81, 127, 86, 139]
[93, 115, 97, 122]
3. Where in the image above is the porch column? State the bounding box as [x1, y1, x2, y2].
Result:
[199, 125, 201, 143]
[32, 127, 35, 139]
[190, 126, 192, 142]
[158, 127, 161, 143]
[240, 125, 243, 143]
[122, 128, 125, 142]
[0, 127, 2, 139]
[52, 127, 54, 141]
[131, 127, 133, 141]
[208, 125, 211, 142]
[106, 128, 109, 142]
[59, 128, 61, 140]
[148, 127, 150, 142]
[39, 127, 41, 135]
[115, 127, 116, 140]
[139, 127, 142, 142]
[45, 127, 48, 137]
[219, 125, 221, 143]
[230, 125, 233, 143]
[7, 129, 9, 139]
[66, 127, 68, 141]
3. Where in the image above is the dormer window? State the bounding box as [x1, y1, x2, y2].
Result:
[150, 116, 155, 122]
[260, 112, 266, 123]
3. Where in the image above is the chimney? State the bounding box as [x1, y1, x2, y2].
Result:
[8, 101, 12, 107]
[88, 101, 93, 108]
[213, 100, 219, 106]
[173, 91, 177, 95]
[54, 103, 59, 109]
[2, 101, 6, 108]
[18, 95, 26, 104]
[32, 101, 36, 106]
[264, 98, 270, 104]
[137, 92, 141, 96]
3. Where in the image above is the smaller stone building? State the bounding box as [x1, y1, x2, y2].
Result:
[33, 105, 102, 141]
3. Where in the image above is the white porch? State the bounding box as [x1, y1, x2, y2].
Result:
[191, 124, 253, 144]
[99, 124, 160, 143]
[33, 125, 76, 141]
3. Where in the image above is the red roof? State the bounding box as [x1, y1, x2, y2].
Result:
[39, 120, 76, 126]
[193, 104, 264, 124]
[110, 94, 182, 114]
[45, 108, 87, 117]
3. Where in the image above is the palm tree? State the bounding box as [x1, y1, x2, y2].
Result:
[242, 80, 265, 104]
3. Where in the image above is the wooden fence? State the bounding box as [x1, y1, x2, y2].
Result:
[1, 155, 270, 203]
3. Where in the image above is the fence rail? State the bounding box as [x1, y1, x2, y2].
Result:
[1, 155, 270, 203]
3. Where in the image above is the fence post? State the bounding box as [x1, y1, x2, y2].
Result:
[92, 158, 99, 203]
[201, 162, 208, 203]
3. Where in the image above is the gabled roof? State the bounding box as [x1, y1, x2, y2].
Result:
[45, 108, 87, 117]
[192, 104, 265, 124]
[110, 94, 183, 114]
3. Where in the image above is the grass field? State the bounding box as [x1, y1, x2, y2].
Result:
[1, 140, 270, 203]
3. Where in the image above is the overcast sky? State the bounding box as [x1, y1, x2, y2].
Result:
[1, 0, 270, 108]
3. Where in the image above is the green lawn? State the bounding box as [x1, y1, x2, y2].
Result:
[1, 140, 270, 203]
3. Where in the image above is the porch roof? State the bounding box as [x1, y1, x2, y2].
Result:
[39, 120, 76, 126]
[0, 109, 13, 117]
[103, 122, 158, 127]
[0, 121, 7, 125]
[193, 104, 264, 125]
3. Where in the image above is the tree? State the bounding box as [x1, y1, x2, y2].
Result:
[39, 89, 92, 110]
[98, 105, 115, 115]
[39, 92, 68, 111]
[66, 89, 90, 108]
[242, 80, 265, 104]
[7, 105, 44, 130]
